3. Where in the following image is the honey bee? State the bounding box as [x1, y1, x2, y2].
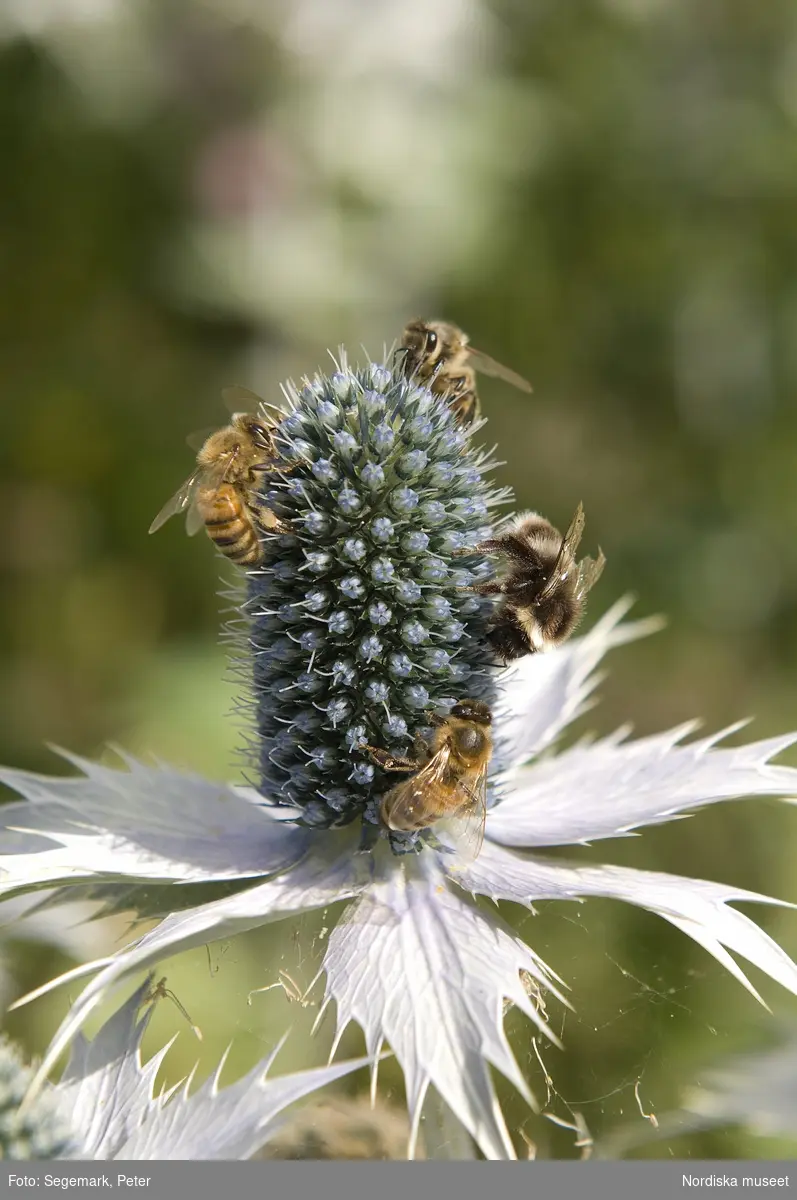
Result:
[366, 699, 492, 861]
[149, 391, 293, 567]
[471, 502, 605, 663]
[398, 319, 532, 428]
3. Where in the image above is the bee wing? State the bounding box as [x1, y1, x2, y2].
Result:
[185, 456, 236, 534]
[535, 502, 586, 605]
[443, 766, 488, 865]
[148, 469, 202, 535]
[222, 384, 284, 418]
[222, 384, 263, 413]
[575, 548, 606, 600]
[184, 497, 206, 537]
[467, 346, 533, 394]
[381, 745, 452, 831]
[185, 427, 217, 453]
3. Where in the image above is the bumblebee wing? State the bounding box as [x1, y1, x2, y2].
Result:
[442, 767, 488, 866]
[558, 501, 586, 557]
[467, 346, 533, 394]
[575, 548, 606, 600]
[381, 746, 451, 831]
[535, 502, 586, 604]
[148, 469, 201, 535]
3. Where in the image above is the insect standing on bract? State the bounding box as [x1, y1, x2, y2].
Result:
[247, 969, 316, 1008]
[142, 976, 203, 1042]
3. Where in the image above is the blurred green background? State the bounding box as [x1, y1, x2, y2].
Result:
[2, 0, 797, 1160]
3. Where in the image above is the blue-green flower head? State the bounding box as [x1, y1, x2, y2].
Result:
[0, 1037, 76, 1160]
[237, 351, 507, 846]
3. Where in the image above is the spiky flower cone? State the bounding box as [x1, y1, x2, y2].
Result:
[234, 353, 506, 849]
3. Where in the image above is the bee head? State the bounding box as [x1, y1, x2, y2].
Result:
[450, 699, 492, 727]
[235, 415, 273, 451]
[401, 319, 451, 370]
[400, 319, 429, 361]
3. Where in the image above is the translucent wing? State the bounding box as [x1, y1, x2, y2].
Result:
[185, 427, 216, 453]
[222, 384, 263, 413]
[559, 501, 586, 557]
[575, 548, 606, 600]
[184, 497, 206, 538]
[381, 745, 452, 832]
[382, 743, 488, 864]
[148, 469, 201, 535]
[467, 346, 533, 394]
[222, 384, 284, 417]
[442, 765, 488, 866]
[149, 455, 232, 538]
[535, 502, 586, 605]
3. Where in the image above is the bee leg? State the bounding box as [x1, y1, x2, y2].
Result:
[451, 537, 504, 559]
[259, 510, 293, 534]
[456, 580, 505, 597]
[485, 615, 533, 664]
[411, 733, 432, 761]
[364, 746, 420, 773]
[250, 458, 302, 477]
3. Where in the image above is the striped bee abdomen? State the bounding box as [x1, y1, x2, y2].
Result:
[197, 483, 263, 566]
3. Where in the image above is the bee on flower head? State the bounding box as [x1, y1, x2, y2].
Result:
[397, 319, 532, 429]
[469, 502, 605, 663]
[367, 699, 492, 862]
[149, 387, 295, 567]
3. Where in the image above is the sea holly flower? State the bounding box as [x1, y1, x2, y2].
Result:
[2, 356, 797, 1160]
[4, 605, 797, 1159]
[0, 976, 371, 1160]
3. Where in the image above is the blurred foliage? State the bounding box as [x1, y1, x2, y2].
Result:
[1, 0, 797, 1159]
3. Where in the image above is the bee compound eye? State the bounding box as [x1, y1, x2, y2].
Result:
[425, 330, 438, 351]
[250, 422, 271, 447]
